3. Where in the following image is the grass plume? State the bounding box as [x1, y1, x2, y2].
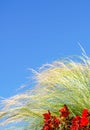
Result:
[0, 56, 90, 129]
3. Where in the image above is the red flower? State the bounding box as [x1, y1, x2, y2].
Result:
[53, 117, 60, 128]
[71, 116, 81, 130]
[59, 104, 70, 118]
[82, 109, 89, 118]
[42, 111, 53, 130]
[80, 117, 89, 127]
[42, 106, 90, 130]
[71, 125, 79, 130]
[42, 120, 52, 130]
[43, 125, 52, 130]
[80, 109, 89, 128]
[43, 111, 51, 121]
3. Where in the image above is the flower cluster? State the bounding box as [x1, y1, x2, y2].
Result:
[42, 105, 90, 130]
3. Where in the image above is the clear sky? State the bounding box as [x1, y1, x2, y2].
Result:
[0, 0, 90, 98]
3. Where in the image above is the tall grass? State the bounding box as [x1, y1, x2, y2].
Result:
[0, 55, 90, 129]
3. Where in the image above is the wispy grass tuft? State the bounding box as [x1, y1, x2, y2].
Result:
[0, 55, 90, 129]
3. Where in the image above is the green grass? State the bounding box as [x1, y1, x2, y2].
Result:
[0, 55, 90, 129]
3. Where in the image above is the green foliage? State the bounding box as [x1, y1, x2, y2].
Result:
[0, 55, 90, 129]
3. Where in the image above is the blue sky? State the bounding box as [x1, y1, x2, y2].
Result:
[0, 0, 90, 98]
